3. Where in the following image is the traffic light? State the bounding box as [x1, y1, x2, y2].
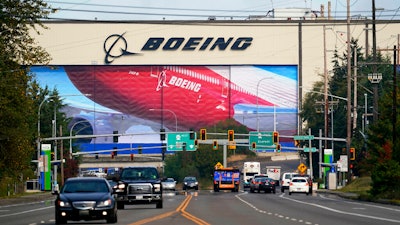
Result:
[276, 144, 281, 153]
[200, 128, 207, 140]
[160, 128, 166, 141]
[182, 142, 187, 151]
[251, 142, 256, 149]
[190, 129, 195, 140]
[212, 140, 218, 150]
[162, 143, 166, 161]
[113, 130, 118, 143]
[273, 131, 279, 144]
[194, 139, 198, 147]
[350, 147, 355, 160]
[138, 146, 142, 154]
[228, 130, 234, 142]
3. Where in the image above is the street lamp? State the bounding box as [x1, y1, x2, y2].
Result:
[256, 77, 273, 131]
[36, 95, 54, 189]
[69, 120, 89, 159]
[149, 108, 178, 131]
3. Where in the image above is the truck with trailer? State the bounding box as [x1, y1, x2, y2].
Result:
[243, 162, 261, 188]
[265, 166, 281, 185]
[213, 167, 240, 192]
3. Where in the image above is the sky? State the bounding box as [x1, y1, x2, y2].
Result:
[45, 0, 400, 21]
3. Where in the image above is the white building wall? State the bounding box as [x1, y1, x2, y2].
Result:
[33, 21, 400, 93]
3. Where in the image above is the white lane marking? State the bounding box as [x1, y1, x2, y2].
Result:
[235, 192, 319, 225]
[319, 194, 400, 212]
[0, 206, 53, 218]
[280, 194, 400, 223]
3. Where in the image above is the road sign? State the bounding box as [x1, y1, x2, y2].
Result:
[294, 135, 314, 141]
[215, 162, 223, 169]
[167, 132, 196, 151]
[303, 147, 317, 152]
[249, 131, 275, 150]
[298, 163, 307, 174]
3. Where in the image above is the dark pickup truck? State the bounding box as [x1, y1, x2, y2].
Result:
[112, 167, 163, 209]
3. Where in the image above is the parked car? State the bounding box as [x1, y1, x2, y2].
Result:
[259, 177, 277, 194]
[288, 177, 310, 195]
[54, 177, 118, 224]
[183, 176, 198, 190]
[162, 177, 177, 191]
[280, 172, 298, 193]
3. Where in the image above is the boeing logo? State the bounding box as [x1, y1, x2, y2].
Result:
[103, 33, 253, 64]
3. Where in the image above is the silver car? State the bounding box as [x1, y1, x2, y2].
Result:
[161, 178, 177, 191]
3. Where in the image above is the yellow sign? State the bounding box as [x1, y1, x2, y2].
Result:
[297, 163, 307, 174]
[215, 162, 224, 169]
[228, 141, 236, 150]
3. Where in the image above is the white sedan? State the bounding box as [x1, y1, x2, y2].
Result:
[288, 177, 310, 195]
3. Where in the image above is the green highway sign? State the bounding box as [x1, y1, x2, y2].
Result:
[249, 131, 275, 150]
[303, 147, 317, 152]
[294, 135, 314, 141]
[167, 132, 196, 151]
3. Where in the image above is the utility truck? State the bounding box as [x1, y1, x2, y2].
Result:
[243, 162, 261, 188]
[213, 167, 240, 192]
[265, 166, 281, 185]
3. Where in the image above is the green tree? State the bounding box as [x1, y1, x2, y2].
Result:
[0, 0, 54, 195]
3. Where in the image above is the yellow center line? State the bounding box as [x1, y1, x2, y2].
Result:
[129, 194, 210, 225]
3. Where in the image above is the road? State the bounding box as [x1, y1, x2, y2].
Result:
[1, 188, 399, 225]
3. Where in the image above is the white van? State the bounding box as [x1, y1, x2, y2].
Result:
[280, 172, 298, 192]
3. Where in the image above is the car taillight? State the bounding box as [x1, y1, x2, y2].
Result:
[289, 182, 293, 186]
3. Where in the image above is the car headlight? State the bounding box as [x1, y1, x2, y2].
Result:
[117, 183, 125, 189]
[58, 200, 71, 207]
[154, 183, 161, 192]
[97, 199, 112, 207]
[195, 182, 198, 185]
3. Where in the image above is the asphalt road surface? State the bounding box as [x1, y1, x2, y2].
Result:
[1, 188, 399, 225]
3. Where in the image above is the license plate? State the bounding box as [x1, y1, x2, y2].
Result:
[136, 195, 143, 200]
[79, 210, 89, 216]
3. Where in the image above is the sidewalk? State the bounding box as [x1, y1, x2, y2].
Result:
[0, 192, 54, 206]
[315, 189, 360, 199]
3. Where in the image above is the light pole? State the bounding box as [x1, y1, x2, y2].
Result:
[69, 121, 90, 159]
[36, 96, 54, 189]
[149, 108, 178, 131]
[256, 77, 273, 132]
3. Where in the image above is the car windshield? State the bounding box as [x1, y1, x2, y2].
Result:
[62, 180, 109, 193]
[120, 168, 158, 180]
[184, 177, 196, 182]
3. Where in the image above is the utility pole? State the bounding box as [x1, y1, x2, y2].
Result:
[372, 0, 379, 122]
[346, 0, 352, 183]
[323, 25, 329, 151]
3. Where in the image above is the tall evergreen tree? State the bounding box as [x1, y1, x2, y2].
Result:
[0, 0, 54, 194]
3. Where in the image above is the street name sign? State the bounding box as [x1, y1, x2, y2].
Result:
[294, 135, 314, 141]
